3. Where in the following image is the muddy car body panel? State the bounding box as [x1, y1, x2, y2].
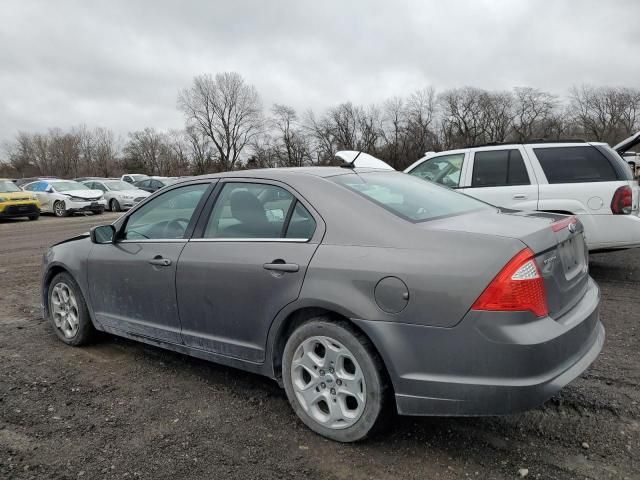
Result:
[42, 168, 604, 417]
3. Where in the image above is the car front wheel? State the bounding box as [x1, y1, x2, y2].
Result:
[282, 318, 389, 442]
[110, 199, 121, 212]
[47, 272, 96, 346]
[53, 200, 69, 217]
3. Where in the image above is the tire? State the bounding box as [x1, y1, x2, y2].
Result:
[282, 318, 389, 442]
[92, 208, 104, 215]
[28, 213, 39, 221]
[53, 200, 69, 217]
[47, 272, 96, 346]
[110, 199, 121, 212]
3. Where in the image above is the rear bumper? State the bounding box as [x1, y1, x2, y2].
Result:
[582, 213, 640, 250]
[354, 277, 603, 416]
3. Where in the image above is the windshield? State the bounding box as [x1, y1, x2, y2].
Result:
[0, 180, 21, 193]
[51, 181, 87, 192]
[332, 171, 492, 222]
[103, 180, 135, 191]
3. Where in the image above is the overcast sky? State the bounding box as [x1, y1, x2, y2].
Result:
[1, 0, 638, 145]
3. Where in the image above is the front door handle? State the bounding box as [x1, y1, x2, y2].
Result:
[513, 194, 527, 199]
[263, 261, 299, 273]
[148, 256, 172, 267]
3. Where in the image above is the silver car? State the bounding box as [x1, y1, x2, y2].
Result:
[82, 179, 150, 212]
[42, 168, 603, 442]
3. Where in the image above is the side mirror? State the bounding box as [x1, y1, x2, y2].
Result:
[46, 186, 54, 193]
[90, 225, 116, 244]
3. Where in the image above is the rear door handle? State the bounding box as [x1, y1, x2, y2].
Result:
[148, 256, 172, 267]
[263, 261, 299, 273]
[513, 194, 527, 199]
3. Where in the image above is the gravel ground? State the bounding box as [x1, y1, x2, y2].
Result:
[0, 213, 638, 480]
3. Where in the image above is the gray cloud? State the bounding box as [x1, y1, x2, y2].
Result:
[1, 0, 638, 145]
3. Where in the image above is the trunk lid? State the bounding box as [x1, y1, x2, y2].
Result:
[424, 209, 589, 319]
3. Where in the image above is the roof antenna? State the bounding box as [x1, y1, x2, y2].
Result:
[340, 149, 362, 169]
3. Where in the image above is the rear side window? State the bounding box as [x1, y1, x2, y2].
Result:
[535, 146, 619, 183]
[204, 182, 295, 239]
[471, 149, 530, 187]
[332, 171, 491, 222]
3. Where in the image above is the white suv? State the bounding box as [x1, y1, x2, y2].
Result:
[405, 140, 640, 251]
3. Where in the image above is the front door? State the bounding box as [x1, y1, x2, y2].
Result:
[87, 182, 212, 343]
[461, 147, 539, 210]
[177, 180, 323, 362]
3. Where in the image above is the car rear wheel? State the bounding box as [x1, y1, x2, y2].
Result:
[47, 272, 96, 346]
[110, 199, 121, 212]
[53, 200, 69, 217]
[282, 318, 389, 442]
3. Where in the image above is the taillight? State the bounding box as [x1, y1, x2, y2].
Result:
[472, 248, 548, 317]
[551, 215, 577, 232]
[611, 185, 632, 215]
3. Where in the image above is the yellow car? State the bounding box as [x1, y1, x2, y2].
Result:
[0, 178, 41, 220]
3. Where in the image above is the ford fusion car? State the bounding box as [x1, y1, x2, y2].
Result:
[23, 179, 107, 217]
[82, 179, 150, 212]
[42, 167, 603, 442]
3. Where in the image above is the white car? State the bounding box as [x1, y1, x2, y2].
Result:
[82, 179, 150, 212]
[22, 179, 107, 217]
[405, 140, 640, 252]
[121, 173, 149, 184]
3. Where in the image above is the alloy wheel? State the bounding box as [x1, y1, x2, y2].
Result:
[50, 282, 79, 339]
[290, 335, 366, 429]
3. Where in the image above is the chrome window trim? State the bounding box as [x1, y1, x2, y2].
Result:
[118, 239, 187, 244]
[189, 238, 310, 243]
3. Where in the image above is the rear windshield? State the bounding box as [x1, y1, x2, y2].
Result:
[534, 146, 621, 184]
[332, 171, 492, 222]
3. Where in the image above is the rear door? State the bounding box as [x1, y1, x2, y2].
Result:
[460, 147, 539, 210]
[176, 179, 324, 362]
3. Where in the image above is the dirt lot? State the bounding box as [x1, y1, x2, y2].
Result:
[0, 213, 638, 480]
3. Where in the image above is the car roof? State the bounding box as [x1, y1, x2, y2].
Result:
[175, 166, 380, 183]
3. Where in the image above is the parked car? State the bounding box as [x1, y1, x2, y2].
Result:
[42, 168, 603, 442]
[14, 176, 57, 188]
[0, 178, 40, 220]
[82, 179, 150, 212]
[133, 176, 178, 193]
[405, 140, 640, 252]
[121, 174, 149, 184]
[22, 179, 107, 217]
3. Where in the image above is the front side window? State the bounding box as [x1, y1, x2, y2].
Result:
[333, 171, 491, 222]
[409, 153, 464, 188]
[122, 183, 209, 240]
[204, 182, 297, 239]
[471, 150, 530, 187]
[535, 146, 619, 184]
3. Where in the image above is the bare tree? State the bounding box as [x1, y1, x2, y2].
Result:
[511, 87, 558, 142]
[270, 104, 311, 167]
[178, 72, 263, 171]
[569, 85, 640, 143]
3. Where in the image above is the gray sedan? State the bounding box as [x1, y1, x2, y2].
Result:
[42, 167, 603, 442]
